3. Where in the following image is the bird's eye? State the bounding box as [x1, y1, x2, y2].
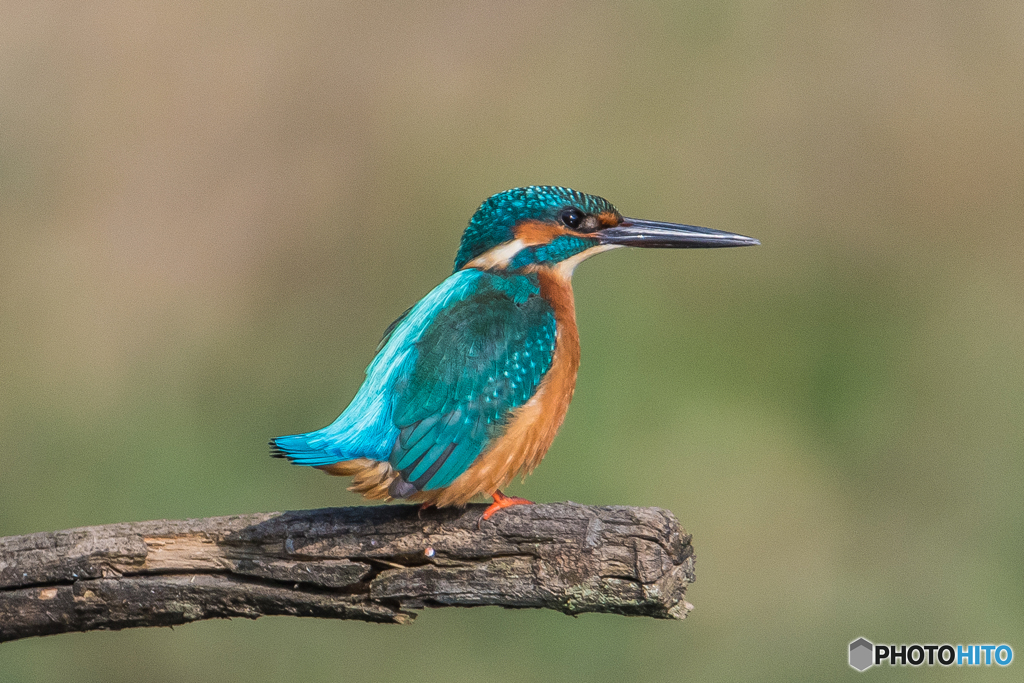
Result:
[559, 207, 584, 229]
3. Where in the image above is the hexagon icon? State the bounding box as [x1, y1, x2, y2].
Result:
[849, 638, 874, 671]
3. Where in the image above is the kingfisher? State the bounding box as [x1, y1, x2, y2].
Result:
[271, 186, 758, 521]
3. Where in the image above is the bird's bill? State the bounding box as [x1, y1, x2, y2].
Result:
[597, 218, 760, 248]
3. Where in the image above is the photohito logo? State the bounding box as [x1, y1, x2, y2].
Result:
[849, 638, 1013, 671]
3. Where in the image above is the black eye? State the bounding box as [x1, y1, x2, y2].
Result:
[559, 207, 584, 229]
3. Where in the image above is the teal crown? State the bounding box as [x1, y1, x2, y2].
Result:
[453, 186, 617, 271]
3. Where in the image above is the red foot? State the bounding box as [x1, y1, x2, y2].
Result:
[479, 490, 533, 528]
[418, 502, 434, 519]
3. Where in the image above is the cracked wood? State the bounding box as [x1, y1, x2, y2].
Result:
[0, 503, 695, 642]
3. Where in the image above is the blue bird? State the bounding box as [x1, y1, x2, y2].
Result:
[272, 186, 758, 520]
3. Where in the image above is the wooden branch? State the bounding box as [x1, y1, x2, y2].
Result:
[0, 503, 694, 642]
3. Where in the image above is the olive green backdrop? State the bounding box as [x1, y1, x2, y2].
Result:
[2, 2, 1021, 680]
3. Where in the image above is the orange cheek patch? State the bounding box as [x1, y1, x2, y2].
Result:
[513, 219, 570, 245]
[598, 211, 622, 227]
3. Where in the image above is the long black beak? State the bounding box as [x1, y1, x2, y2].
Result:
[597, 218, 760, 248]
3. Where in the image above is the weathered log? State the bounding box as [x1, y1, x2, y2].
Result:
[0, 503, 695, 642]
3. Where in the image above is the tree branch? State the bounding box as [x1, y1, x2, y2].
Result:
[0, 503, 694, 642]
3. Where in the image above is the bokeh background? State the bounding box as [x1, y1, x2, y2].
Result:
[2, 1, 1022, 680]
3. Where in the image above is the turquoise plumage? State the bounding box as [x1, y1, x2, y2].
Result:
[272, 269, 555, 491]
[389, 272, 556, 491]
[272, 186, 758, 518]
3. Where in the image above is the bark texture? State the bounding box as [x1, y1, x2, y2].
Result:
[0, 503, 695, 642]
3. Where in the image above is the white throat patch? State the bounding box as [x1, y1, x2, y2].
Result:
[554, 244, 622, 278]
[464, 239, 528, 270]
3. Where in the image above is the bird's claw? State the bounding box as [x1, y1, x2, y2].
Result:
[477, 490, 533, 529]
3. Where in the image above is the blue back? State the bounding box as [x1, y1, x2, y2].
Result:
[272, 269, 556, 491]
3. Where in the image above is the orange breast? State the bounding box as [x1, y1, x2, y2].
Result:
[418, 267, 580, 507]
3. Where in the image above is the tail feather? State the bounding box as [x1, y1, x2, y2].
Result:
[271, 434, 401, 501]
[269, 434, 349, 467]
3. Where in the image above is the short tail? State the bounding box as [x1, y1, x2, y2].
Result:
[269, 433, 347, 467]
[270, 433, 402, 501]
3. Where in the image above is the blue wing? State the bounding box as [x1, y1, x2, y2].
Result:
[271, 269, 487, 465]
[271, 270, 556, 494]
[388, 273, 556, 491]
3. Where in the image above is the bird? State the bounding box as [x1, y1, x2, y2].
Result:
[271, 186, 758, 522]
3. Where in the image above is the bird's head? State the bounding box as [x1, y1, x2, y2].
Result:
[453, 186, 758, 276]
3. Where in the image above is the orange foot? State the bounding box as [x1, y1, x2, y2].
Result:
[478, 490, 533, 528]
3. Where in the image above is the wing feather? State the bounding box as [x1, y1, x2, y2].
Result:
[389, 273, 556, 492]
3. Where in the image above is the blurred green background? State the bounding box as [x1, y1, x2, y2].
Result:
[2, 1, 1022, 680]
